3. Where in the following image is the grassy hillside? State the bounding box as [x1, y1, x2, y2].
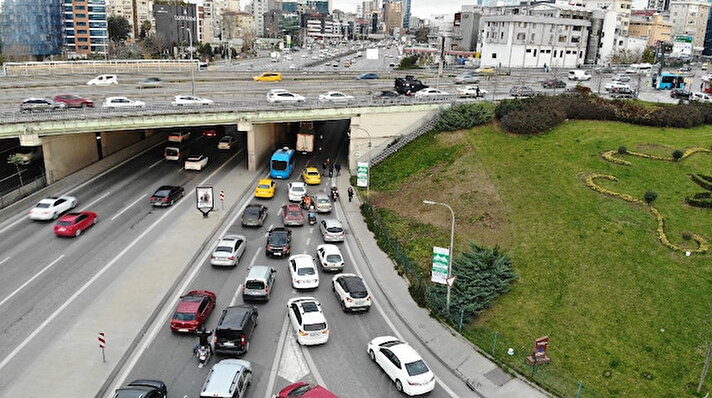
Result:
[369, 120, 712, 397]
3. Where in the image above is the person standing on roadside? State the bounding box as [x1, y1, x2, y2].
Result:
[348, 187, 354, 202]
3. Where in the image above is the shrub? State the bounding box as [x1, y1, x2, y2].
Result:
[495, 98, 527, 120]
[686, 192, 712, 208]
[649, 105, 705, 128]
[682, 231, 693, 241]
[644, 190, 658, 204]
[396, 54, 420, 70]
[618, 146, 628, 154]
[672, 149, 684, 161]
[500, 107, 566, 134]
[435, 102, 495, 132]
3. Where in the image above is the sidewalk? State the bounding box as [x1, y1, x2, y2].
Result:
[336, 175, 551, 398]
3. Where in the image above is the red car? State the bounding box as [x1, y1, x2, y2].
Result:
[54, 211, 97, 237]
[282, 203, 305, 226]
[277, 382, 337, 398]
[202, 128, 222, 138]
[170, 290, 216, 333]
[53, 94, 94, 108]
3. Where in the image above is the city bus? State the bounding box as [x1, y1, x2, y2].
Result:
[656, 73, 685, 90]
[270, 147, 296, 179]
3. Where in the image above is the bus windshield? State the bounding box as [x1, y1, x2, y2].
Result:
[272, 160, 287, 171]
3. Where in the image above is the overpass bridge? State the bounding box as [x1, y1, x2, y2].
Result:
[2, 97, 451, 184]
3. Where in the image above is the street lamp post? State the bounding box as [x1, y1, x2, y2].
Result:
[422, 200, 455, 313]
[351, 126, 372, 204]
[184, 26, 195, 95]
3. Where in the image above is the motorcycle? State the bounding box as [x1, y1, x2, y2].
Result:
[195, 344, 211, 367]
[330, 187, 339, 201]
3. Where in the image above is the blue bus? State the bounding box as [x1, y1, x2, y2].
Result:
[270, 147, 296, 179]
[655, 73, 684, 90]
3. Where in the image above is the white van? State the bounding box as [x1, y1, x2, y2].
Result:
[242, 265, 276, 302]
[691, 92, 712, 103]
[568, 70, 591, 81]
[86, 74, 118, 86]
[625, 63, 653, 75]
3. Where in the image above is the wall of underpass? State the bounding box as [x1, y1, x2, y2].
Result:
[101, 131, 144, 157]
[42, 133, 98, 183]
[244, 122, 290, 172]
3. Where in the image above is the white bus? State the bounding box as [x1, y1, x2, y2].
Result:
[625, 63, 653, 75]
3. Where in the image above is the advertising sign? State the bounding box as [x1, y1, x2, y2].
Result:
[527, 335, 552, 365]
[357, 162, 369, 188]
[196, 186, 214, 217]
[431, 246, 450, 284]
[366, 48, 379, 60]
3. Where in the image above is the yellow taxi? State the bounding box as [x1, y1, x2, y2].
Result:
[253, 72, 282, 82]
[301, 167, 322, 185]
[254, 178, 276, 198]
[475, 67, 496, 75]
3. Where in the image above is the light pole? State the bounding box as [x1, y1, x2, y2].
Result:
[184, 26, 195, 95]
[422, 200, 455, 313]
[351, 125, 372, 204]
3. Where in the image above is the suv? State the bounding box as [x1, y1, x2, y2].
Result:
[112, 379, 167, 398]
[319, 219, 344, 243]
[266, 227, 292, 257]
[332, 273, 372, 312]
[200, 359, 252, 398]
[394, 75, 428, 95]
[214, 305, 258, 356]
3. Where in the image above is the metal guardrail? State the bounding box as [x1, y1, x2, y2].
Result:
[2, 59, 200, 77]
[0, 95, 460, 126]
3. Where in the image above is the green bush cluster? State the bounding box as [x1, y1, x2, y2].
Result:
[494, 94, 712, 134]
[435, 102, 495, 132]
[686, 192, 712, 208]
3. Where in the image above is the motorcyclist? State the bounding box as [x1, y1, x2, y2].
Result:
[195, 328, 213, 357]
[330, 186, 338, 201]
[308, 205, 317, 224]
[302, 194, 312, 209]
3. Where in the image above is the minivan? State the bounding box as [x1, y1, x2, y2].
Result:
[214, 305, 258, 356]
[242, 265, 276, 302]
[87, 74, 118, 86]
[164, 144, 189, 162]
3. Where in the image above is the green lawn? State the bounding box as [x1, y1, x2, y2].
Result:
[368, 120, 712, 397]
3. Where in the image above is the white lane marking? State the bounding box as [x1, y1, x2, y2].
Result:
[306, 237, 311, 246]
[0, 216, 28, 236]
[0, 156, 247, 375]
[0, 255, 65, 309]
[264, 315, 291, 398]
[108, 174, 253, 394]
[301, 342, 327, 389]
[0, 256, 10, 266]
[148, 159, 163, 169]
[229, 284, 243, 307]
[80, 191, 111, 211]
[249, 249, 260, 265]
[338, 207, 460, 398]
[276, 208, 282, 216]
[110, 194, 146, 221]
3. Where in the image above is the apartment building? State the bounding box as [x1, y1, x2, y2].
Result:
[63, 0, 109, 56]
[669, 0, 710, 52]
[107, 0, 155, 38]
[384, 1, 403, 36]
[628, 12, 672, 46]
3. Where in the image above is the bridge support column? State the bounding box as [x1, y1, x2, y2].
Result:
[42, 133, 98, 184]
[243, 121, 290, 172]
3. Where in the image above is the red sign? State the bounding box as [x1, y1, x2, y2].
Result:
[527, 335, 551, 365]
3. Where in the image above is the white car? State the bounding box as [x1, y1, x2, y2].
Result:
[287, 297, 329, 346]
[288, 182, 307, 202]
[200, 359, 252, 398]
[102, 96, 145, 108]
[604, 82, 631, 92]
[210, 235, 247, 267]
[367, 336, 436, 396]
[29, 196, 77, 220]
[288, 254, 319, 289]
[218, 135, 236, 150]
[332, 273, 371, 312]
[87, 74, 117, 86]
[456, 85, 487, 98]
[267, 89, 305, 103]
[318, 91, 354, 103]
[172, 95, 214, 106]
[414, 88, 449, 97]
[315, 244, 344, 272]
[691, 91, 712, 103]
[184, 155, 208, 171]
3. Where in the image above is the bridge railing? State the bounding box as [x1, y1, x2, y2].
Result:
[2, 59, 200, 77]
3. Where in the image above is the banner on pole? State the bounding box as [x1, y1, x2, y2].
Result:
[431, 246, 449, 284]
[357, 162, 369, 188]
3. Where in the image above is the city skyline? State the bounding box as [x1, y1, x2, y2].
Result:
[333, 0, 461, 19]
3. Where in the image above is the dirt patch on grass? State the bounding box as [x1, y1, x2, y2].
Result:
[371, 131, 512, 252]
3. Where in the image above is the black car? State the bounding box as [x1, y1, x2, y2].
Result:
[112, 379, 167, 398]
[671, 88, 692, 100]
[20, 98, 66, 113]
[150, 185, 184, 207]
[241, 204, 268, 227]
[214, 305, 258, 356]
[373, 90, 399, 99]
[395, 75, 428, 95]
[541, 79, 567, 89]
[610, 87, 637, 99]
[266, 227, 292, 257]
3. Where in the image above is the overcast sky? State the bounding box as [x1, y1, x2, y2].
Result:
[333, 0, 463, 19]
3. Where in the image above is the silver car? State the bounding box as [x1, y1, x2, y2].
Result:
[200, 359, 252, 398]
[314, 194, 332, 213]
[319, 219, 344, 243]
[210, 235, 247, 267]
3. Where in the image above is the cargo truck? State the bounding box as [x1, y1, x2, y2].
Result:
[296, 121, 316, 154]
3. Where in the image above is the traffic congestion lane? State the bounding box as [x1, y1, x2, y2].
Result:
[0, 134, 247, 394]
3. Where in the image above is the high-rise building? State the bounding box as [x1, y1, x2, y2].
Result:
[252, 0, 269, 36]
[669, 0, 710, 52]
[107, 0, 155, 38]
[63, 0, 109, 56]
[402, 0, 411, 30]
[1, 0, 64, 58]
[384, 1, 403, 35]
[647, 0, 671, 12]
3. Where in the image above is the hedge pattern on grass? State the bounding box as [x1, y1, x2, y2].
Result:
[583, 173, 709, 254]
[686, 174, 712, 209]
[434, 102, 495, 132]
[495, 94, 712, 134]
[601, 147, 712, 166]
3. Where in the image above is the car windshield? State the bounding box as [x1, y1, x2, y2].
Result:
[269, 232, 288, 245]
[165, 148, 178, 156]
[154, 190, 169, 197]
[289, 385, 315, 395]
[244, 208, 260, 216]
[405, 360, 430, 376]
[245, 280, 265, 289]
[307, 171, 319, 176]
[304, 322, 326, 331]
[292, 186, 305, 193]
[287, 211, 302, 217]
[36, 203, 51, 208]
[174, 312, 196, 321]
[215, 246, 233, 253]
[326, 227, 343, 233]
[297, 267, 315, 276]
[325, 254, 342, 263]
[317, 198, 329, 204]
[57, 220, 73, 226]
[258, 184, 271, 189]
